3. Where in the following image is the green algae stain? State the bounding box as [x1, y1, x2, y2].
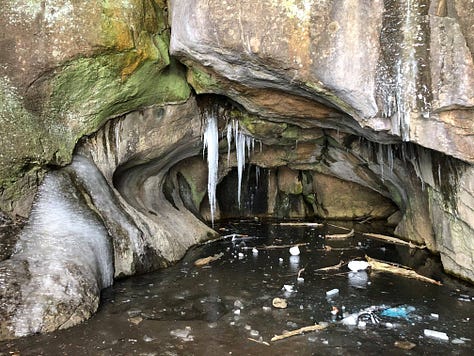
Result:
[187, 66, 221, 94]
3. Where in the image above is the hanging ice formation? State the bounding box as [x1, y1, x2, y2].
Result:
[230, 120, 255, 207]
[203, 112, 258, 223]
[203, 112, 219, 224]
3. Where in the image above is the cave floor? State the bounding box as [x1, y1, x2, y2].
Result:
[1, 219, 473, 355]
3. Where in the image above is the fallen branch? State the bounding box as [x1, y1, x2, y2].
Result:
[271, 324, 327, 342]
[194, 253, 224, 267]
[247, 242, 310, 250]
[248, 338, 270, 346]
[365, 255, 442, 286]
[326, 229, 354, 239]
[315, 246, 356, 252]
[278, 222, 324, 227]
[363, 233, 426, 249]
[315, 260, 345, 272]
[327, 223, 353, 232]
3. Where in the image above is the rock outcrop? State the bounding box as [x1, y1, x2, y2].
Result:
[0, 0, 190, 216]
[170, 0, 473, 281]
[0, 0, 473, 341]
[0, 98, 216, 339]
[171, 0, 473, 162]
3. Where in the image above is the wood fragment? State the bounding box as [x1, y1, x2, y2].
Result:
[249, 242, 309, 250]
[278, 222, 324, 227]
[248, 337, 270, 346]
[315, 261, 344, 272]
[365, 255, 442, 286]
[194, 253, 224, 267]
[394, 340, 416, 350]
[297, 268, 305, 279]
[325, 229, 354, 239]
[271, 324, 327, 342]
[327, 223, 353, 232]
[363, 233, 426, 249]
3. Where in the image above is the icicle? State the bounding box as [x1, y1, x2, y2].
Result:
[234, 121, 246, 207]
[387, 144, 394, 172]
[226, 122, 233, 165]
[255, 165, 260, 186]
[438, 163, 441, 186]
[377, 144, 384, 181]
[203, 113, 219, 225]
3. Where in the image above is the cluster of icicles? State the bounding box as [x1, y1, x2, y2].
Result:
[203, 113, 258, 224]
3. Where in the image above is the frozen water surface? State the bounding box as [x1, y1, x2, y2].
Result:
[1, 220, 473, 355]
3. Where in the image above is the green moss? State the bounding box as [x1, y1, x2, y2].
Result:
[49, 50, 190, 152]
[281, 125, 299, 140]
[187, 66, 221, 93]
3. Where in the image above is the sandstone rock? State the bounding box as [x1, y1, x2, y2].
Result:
[0, 0, 190, 216]
[311, 173, 397, 220]
[79, 98, 217, 272]
[170, 0, 474, 163]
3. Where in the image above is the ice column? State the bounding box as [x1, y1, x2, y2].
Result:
[232, 121, 256, 207]
[203, 113, 219, 224]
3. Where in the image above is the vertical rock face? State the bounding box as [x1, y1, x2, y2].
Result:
[0, 0, 473, 342]
[0, 0, 190, 216]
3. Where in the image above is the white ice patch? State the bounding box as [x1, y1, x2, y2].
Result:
[11, 170, 114, 336]
[203, 113, 219, 224]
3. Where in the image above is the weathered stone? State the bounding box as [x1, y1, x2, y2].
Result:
[80, 98, 217, 271]
[312, 173, 397, 220]
[170, 0, 474, 163]
[0, 98, 217, 340]
[0, 0, 191, 216]
[277, 167, 302, 195]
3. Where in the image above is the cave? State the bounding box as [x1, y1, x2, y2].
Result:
[0, 0, 473, 352]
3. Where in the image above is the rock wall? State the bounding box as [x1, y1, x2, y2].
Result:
[170, 0, 473, 280]
[0, 0, 190, 216]
[0, 0, 473, 341]
[170, 0, 473, 161]
[0, 98, 216, 340]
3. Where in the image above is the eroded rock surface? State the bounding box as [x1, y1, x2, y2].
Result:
[0, 0, 190, 216]
[170, 0, 474, 162]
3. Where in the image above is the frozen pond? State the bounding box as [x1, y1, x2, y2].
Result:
[1, 219, 473, 355]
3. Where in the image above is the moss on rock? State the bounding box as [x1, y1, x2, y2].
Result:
[0, 1, 191, 216]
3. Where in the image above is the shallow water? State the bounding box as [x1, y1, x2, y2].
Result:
[1, 219, 473, 355]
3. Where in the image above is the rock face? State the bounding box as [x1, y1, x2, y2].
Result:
[0, 0, 190, 216]
[170, 0, 474, 161]
[0, 98, 216, 339]
[170, 0, 473, 281]
[0, 0, 473, 342]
